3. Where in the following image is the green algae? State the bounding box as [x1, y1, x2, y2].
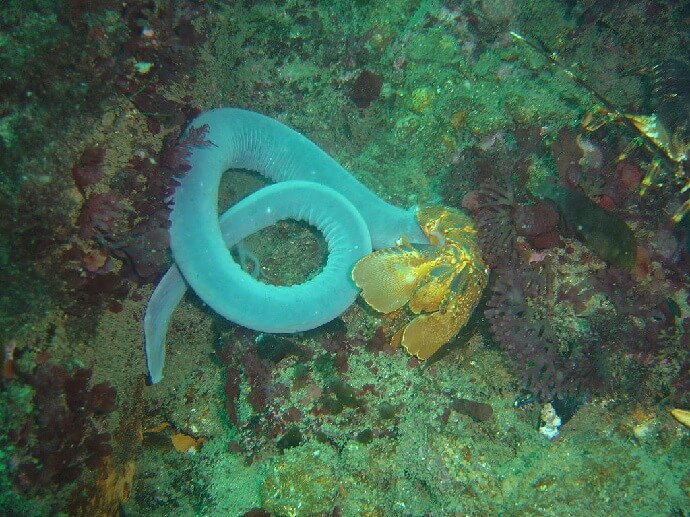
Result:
[405, 26, 462, 64]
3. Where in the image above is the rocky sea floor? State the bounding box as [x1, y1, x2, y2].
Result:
[1, 1, 689, 515]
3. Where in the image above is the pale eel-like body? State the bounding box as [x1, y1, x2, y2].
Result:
[144, 108, 428, 383]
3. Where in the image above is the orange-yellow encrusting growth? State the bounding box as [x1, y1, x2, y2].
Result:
[352, 206, 488, 360]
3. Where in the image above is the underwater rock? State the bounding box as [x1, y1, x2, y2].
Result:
[261, 444, 338, 516]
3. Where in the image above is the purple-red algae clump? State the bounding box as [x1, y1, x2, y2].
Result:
[9, 363, 117, 492]
[71, 146, 106, 191]
[350, 69, 384, 108]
